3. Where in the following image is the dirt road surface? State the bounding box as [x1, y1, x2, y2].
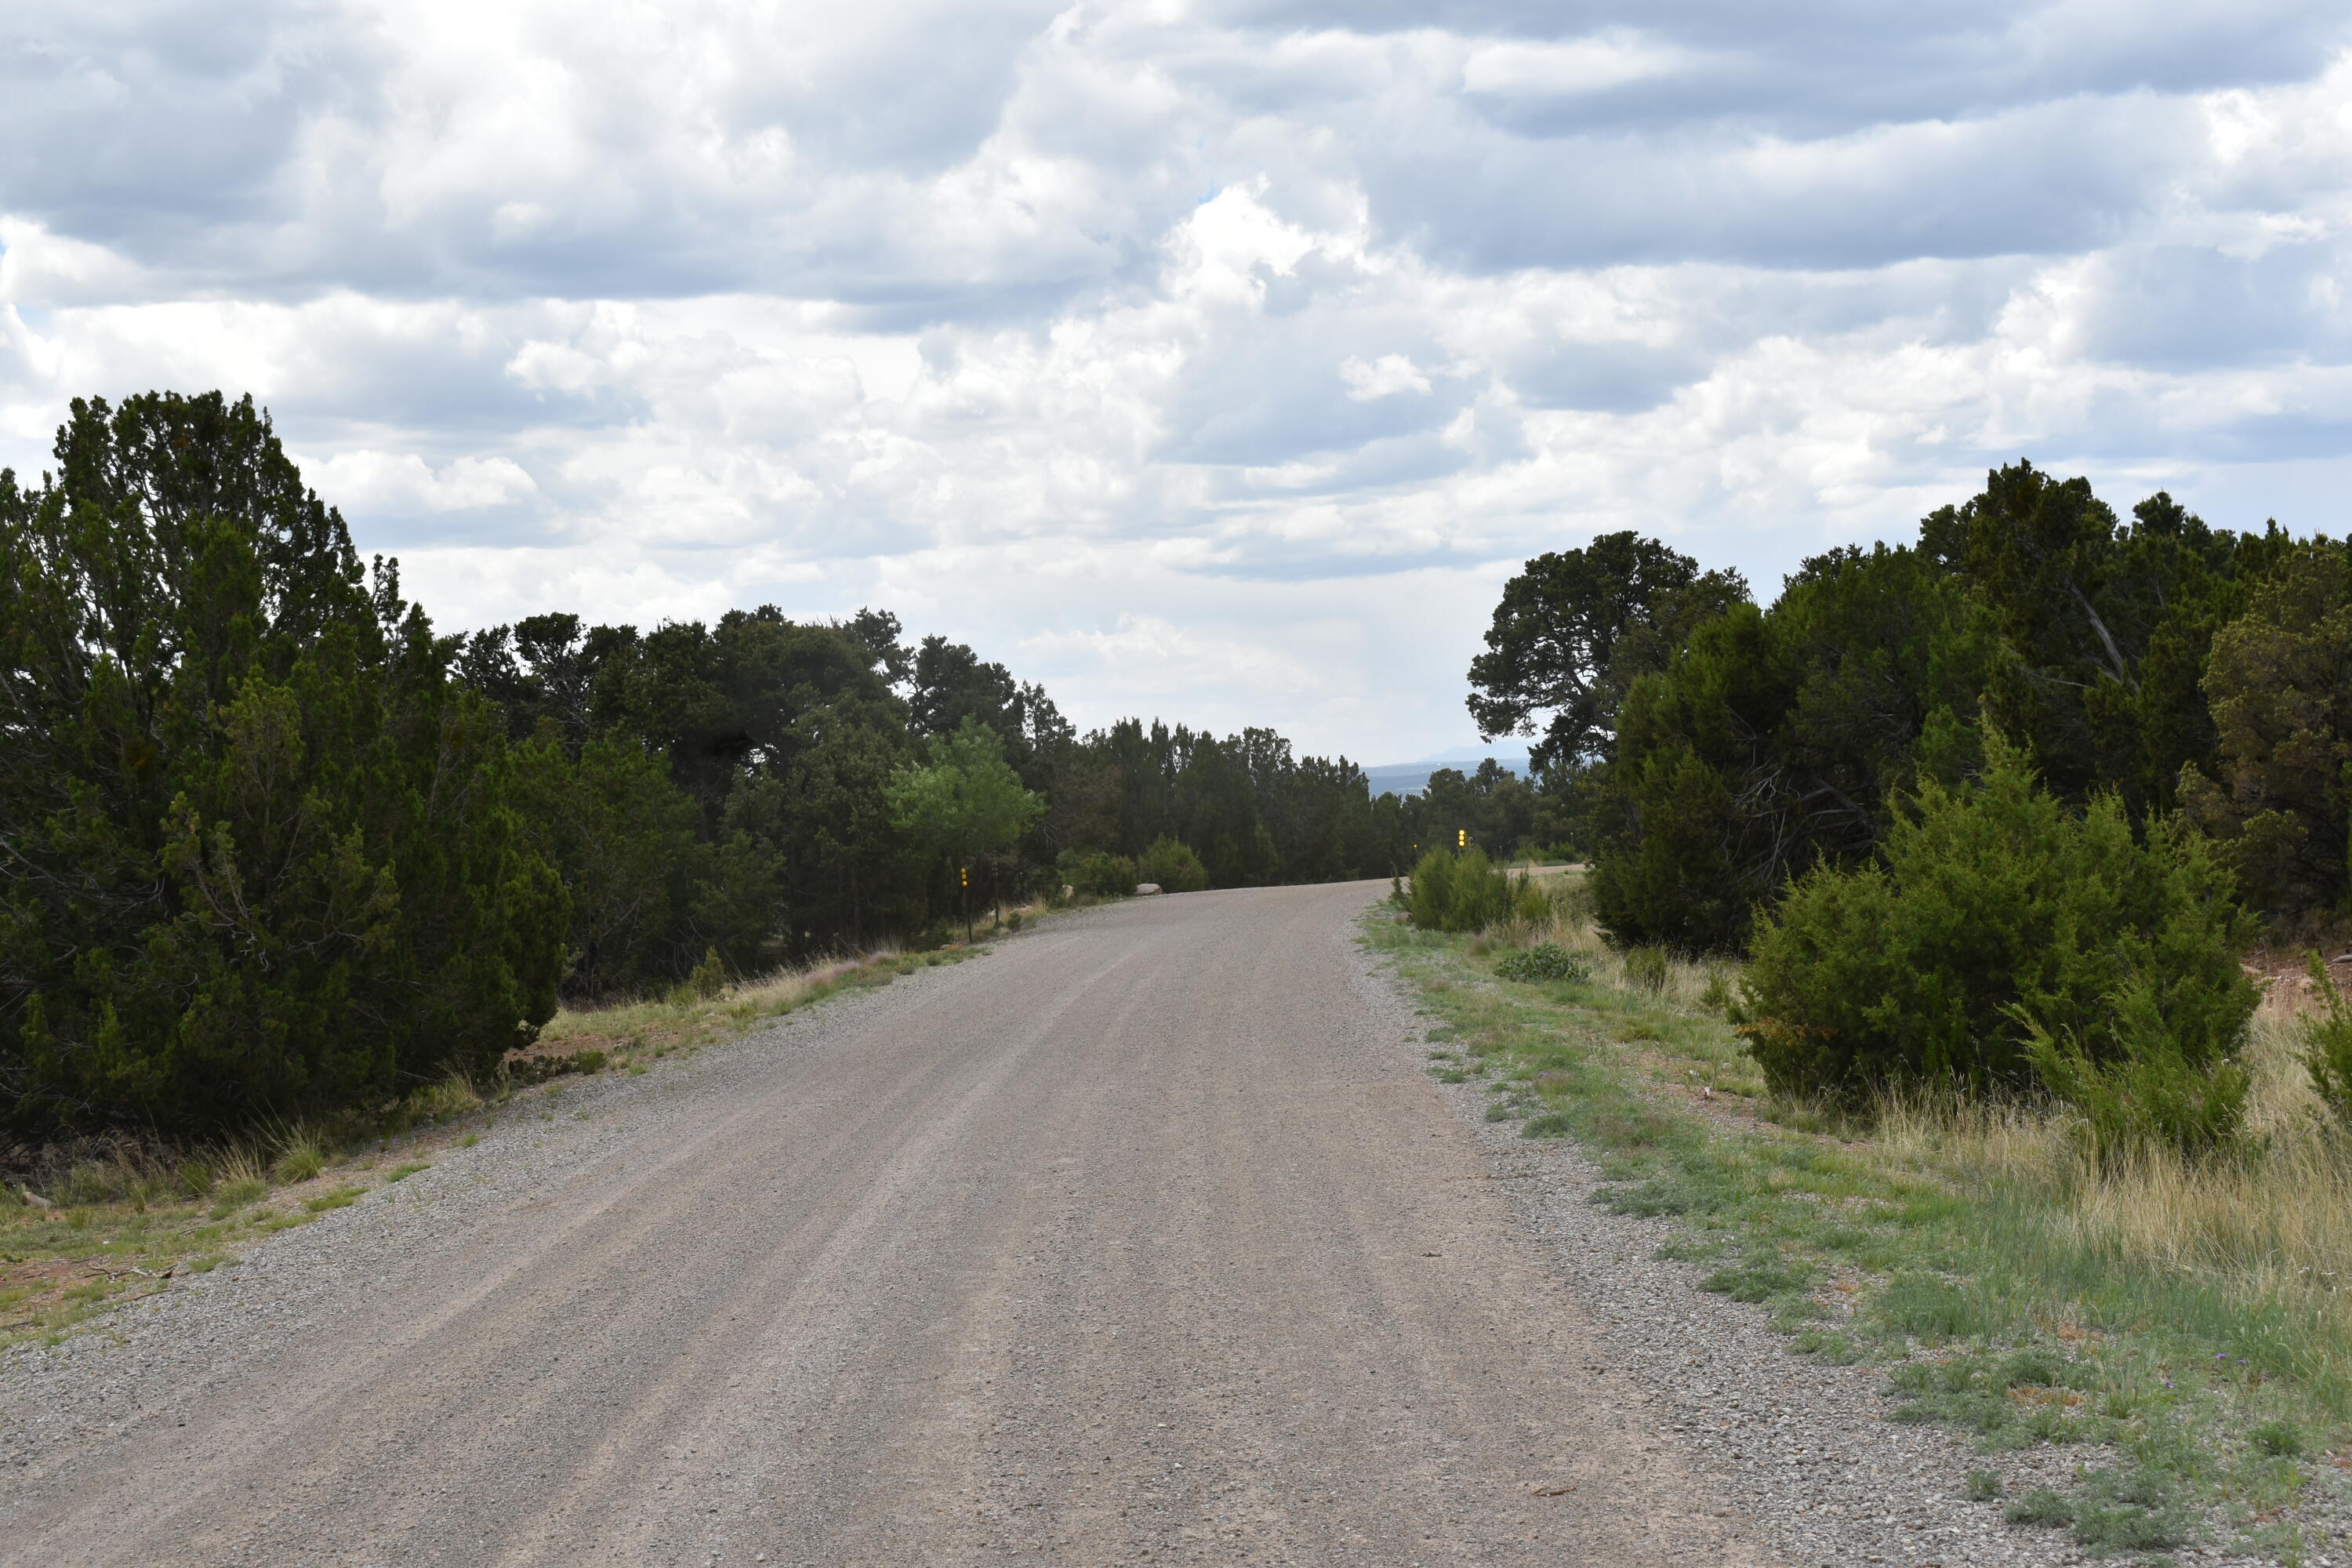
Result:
[0, 882, 1773, 1566]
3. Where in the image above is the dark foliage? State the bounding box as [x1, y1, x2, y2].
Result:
[2, 391, 1423, 1137]
[0, 394, 565, 1138]
[1524, 464, 2296, 952]
[1735, 740, 2257, 1149]
[1467, 531, 1749, 776]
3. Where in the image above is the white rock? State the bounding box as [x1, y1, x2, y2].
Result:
[1134, 883, 1163, 895]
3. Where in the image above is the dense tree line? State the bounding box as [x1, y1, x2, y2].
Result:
[0, 394, 1432, 1139]
[1472, 463, 2306, 953]
[1470, 464, 2317, 1140]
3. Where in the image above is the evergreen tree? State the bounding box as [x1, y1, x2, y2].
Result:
[0, 393, 564, 1136]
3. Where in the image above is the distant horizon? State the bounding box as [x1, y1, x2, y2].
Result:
[1360, 744, 1534, 796]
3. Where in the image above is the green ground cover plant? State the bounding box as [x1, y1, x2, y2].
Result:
[1370, 876, 2349, 1563]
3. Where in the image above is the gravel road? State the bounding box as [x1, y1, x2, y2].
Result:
[1, 881, 2090, 1566]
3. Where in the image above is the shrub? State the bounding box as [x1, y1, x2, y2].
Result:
[1697, 967, 1734, 1014]
[1136, 837, 1210, 892]
[1737, 739, 2258, 1141]
[2299, 953, 2352, 1131]
[1406, 848, 1513, 932]
[662, 945, 731, 1007]
[2023, 974, 2251, 1162]
[1057, 848, 1138, 898]
[1494, 944, 1592, 984]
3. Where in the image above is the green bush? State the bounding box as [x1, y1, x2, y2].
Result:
[1494, 943, 1592, 984]
[1136, 836, 1210, 892]
[663, 945, 724, 1006]
[2023, 975, 2251, 1162]
[2299, 953, 2352, 1131]
[1406, 848, 1513, 932]
[1737, 739, 2258, 1142]
[1057, 848, 1138, 898]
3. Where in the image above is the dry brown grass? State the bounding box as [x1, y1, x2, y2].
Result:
[537, 937, 995, 1066]
[539, 891, 1049, 1063]
[1484, 869, 1734, 1015]
[1876, 987, 2352, 1384]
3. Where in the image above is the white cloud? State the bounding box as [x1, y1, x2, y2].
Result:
[1340, 353, 1432, 400]
[1460, 33, 1699, 99]
[309, 451, 539, 514]
[4, 2, 2352, 760]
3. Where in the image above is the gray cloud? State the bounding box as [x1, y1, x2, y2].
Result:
[5, 1, 2352, 760]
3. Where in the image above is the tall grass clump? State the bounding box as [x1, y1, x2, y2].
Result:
[1497, 869, 1725, 1013]
[266, 1123, 326, 1185]
[1736, 738, 2257, 1156]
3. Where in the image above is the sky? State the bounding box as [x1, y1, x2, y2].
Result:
[4, 2, 2351, 765]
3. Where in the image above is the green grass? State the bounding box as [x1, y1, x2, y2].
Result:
[1367, 903, 2348, 1561]
[270, 1137, 325, 1185]
[207, 1176, 267, 1218]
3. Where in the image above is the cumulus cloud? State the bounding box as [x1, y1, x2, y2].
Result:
[309, 450, 537, 513]
[3, 1, 2351, 759]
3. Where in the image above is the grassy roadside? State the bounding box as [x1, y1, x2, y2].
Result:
[0, 902, 1066, 1353]
[1368, 882, 2350, 1565]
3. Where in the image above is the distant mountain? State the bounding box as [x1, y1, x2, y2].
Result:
[1414, 744, 1532, 767]
[1362, 745, 1531, 798]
